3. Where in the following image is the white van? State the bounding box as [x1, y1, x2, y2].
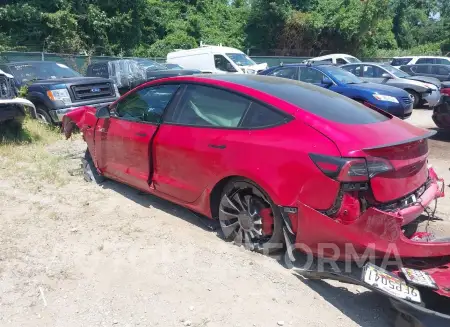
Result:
[307, 53, 361, 65]
[166, 44, 267, 74]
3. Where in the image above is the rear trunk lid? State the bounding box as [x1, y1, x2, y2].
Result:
[308, 116, 433, 203]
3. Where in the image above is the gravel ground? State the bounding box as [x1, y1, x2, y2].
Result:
[1, 110, 449, 327]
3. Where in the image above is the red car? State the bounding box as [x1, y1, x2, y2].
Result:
[64, 75, 450, 321]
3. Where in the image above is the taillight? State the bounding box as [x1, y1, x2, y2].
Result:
[309, 154, 393, 182]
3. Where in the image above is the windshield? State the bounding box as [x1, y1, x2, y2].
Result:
[226, 53, 256, 67]
[324, 66, 363, 84]
[8, 62, 80, 82]
[391, 58, 412, 66]
[379, 64, 410, 78]
[134, 59, 166, 71]
[345, 56, 361, 63]
[165, 63, 183, 70]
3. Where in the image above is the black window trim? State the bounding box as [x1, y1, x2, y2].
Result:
[109, 82, 182, 126]
[160, 82, 294, 130]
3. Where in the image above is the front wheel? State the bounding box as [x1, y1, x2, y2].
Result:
[36, 107, 53, 125]
[82, 150, 105, 184]
[406, 90, 420, 108]
[218, 179, 284, 254]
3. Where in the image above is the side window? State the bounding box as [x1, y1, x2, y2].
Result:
[115, 84, 179, 123]
[432, 65, 450, 75]
[336, 58, 347, 65]
[87, 63, 108, 78]
[416, 58, 434, 64]
[415, 65, 430, 74]
[436, 59, 450, 65]
[169, 85, 250, 128]
[214, 55, 236, 72]
[241, 102, 289, 128]
[270, 67, 298, 79]
[299, 67, 326, 83]
[342, 65, 361, 76]
[362, 65, 384, 78]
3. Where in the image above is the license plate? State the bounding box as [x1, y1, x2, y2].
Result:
[401, 268, 438, 289]
[362, 263, 421, 303]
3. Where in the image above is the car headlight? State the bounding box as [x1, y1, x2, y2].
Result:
[113, 84, 120, 97]
[372, 94, 399, 103]
[47, 89, 72, 105]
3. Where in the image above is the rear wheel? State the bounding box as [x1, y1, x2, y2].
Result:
[82, 149, 105, 184]
[218, 179, 284, 254]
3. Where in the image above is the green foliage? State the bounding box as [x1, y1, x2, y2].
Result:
[0, 0, 448, 58]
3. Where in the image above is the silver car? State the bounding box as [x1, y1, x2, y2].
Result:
[341, 63, 441, 108]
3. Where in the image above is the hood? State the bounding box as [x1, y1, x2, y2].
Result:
[347, 82, 408, 96]
[30, 76, 112, 86]
[405, 76, 441, 88]
[239, 63, 268, 74]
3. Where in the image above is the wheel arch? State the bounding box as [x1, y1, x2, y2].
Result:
[209, 174, 280, 220]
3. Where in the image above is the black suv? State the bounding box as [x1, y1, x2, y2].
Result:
[400, 64, 450, 82]
[0, 61, 119, 124]
[86, 59, 201, 95]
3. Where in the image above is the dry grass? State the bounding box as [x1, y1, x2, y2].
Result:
[0, 119, 74, 185]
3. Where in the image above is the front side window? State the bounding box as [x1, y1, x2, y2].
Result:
[341, 65, 362, 76]
[115, 84, 179, 123]
[214, 55, 236, 72]
[168, 85, 250, 128]
[299, 67, 326, 84]
[336, 58, 347, 65]
[270, 67, 298, 79]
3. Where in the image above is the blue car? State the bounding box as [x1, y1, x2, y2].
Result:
[258, 62, 414, 119]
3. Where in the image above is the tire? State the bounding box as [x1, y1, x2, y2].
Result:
[405, 90, 420, 108]
[36, 106, 53, 125]
[82, 149, 105, 184]
[218, 178, 284, 254]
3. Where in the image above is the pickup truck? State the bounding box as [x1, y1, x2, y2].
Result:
[0, 61, 119, 124]
[0, 68, 36, 125]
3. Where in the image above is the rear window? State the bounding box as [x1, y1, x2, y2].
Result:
[207, 75, 390, 125]
[391, 58, 412, 66]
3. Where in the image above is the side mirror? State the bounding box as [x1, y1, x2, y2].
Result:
[381, 73, 392, 79]
[95, 105, 110, 119]
[321, 76, 333, 86]
[226, 62, 237, 73]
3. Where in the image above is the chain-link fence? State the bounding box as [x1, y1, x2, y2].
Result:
[0, 51, 393, 73]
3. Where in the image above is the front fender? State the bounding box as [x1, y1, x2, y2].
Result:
[61, 106, 98, 153]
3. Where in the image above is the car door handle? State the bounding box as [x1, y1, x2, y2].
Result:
[208, 144, 226, 149]
[135, 132, 147, 137]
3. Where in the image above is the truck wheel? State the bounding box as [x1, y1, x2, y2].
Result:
[218, 178, 284, 254]
[36, 107, 53, 125]
[82, 150, 105, 184]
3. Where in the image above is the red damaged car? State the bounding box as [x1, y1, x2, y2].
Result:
[64, 75, 449, 324]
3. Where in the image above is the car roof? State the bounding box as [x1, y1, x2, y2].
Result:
[393, 56, 449, 59]
[5, 61, 60, 65]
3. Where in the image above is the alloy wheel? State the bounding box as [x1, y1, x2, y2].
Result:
[219, 186, 273, 251]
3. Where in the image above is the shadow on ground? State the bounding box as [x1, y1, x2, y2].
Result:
[430, 128, 450, 142]
[99, 179, 220, 233]
[96, 178, 398, 327]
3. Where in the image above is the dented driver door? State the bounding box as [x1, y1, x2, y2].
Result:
[94, 84, 180, 191]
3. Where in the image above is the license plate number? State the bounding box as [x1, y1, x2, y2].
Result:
[363, 264, 421, 303]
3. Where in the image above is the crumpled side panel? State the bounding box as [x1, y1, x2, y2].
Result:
[61, 106, 97, 140]
[108, 60, 147, 89]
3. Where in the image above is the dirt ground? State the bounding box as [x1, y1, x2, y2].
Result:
[1, 110, 450, 327]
